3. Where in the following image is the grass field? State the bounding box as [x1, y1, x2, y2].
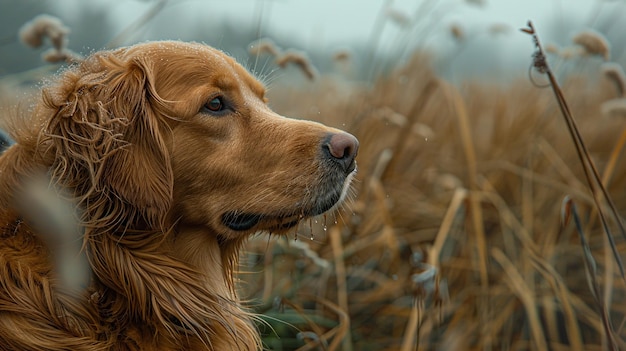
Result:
[241, 36, 626, 350]
[2, 6, 626, 351]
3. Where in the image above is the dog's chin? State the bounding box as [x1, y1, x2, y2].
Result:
[221, 169, 356, 235]
[221, 199, 336, 234]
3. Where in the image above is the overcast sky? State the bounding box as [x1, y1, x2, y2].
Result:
[88, 0, 599, 43]
[56, 0, 613, 78]
[0, 0, 619, 81]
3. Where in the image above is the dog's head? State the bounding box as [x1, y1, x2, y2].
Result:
[43, 40, 358, 241]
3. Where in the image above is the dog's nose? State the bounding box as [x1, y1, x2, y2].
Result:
[325, 132, 359, 172]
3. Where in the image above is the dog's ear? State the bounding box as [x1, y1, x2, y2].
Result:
[103, 55, 173, 227]
[45, 51, 173, 229]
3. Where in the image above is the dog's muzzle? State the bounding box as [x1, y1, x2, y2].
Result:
[222, 132, 359, 232]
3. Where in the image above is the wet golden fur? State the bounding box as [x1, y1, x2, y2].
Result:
[0, 41, 356, 350]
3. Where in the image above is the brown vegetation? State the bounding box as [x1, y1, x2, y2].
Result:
[18, 14, 82, 64]
[242, 43, 626, 351]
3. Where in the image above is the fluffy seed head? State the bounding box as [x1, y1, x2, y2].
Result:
[560, 47, 578, 60]
[41, 48, 83, 64]
[601, 62, 626, 97]
[450, 24, 464, 41]
[488, 23, 511, 35]
[572, 29, 610, 61]
[544, 44, 559, 55]
[601, 98, 626, 117]
[19, 14, 69, 50]
[385, 7, 411, 27]
[275, 50, 318, 81]
[248, 38, 281, 57]
[333, 50, 351, 62]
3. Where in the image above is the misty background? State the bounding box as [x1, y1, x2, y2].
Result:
[1, 0, 625, 84]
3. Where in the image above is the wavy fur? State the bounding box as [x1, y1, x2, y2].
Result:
[0, 40, 358, 350]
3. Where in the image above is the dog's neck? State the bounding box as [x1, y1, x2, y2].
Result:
[168, 225, 241, 299]
[166, 226, 260, 349]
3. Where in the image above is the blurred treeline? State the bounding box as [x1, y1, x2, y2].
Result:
[0, 0, 374, 80]
[4, 0, 626, 84]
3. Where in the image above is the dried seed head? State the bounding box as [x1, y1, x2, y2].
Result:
[559, 47, 578, 60]
[600, 98, 626, 117]
[19, 14, 69, 51]
[275, 50, 318, 81]
[248, 38, 281, 57]
[436, 173, 462, 191]
[41, 48, 83, 64]
[544, 44, 559, 55]
[450, 23, 464, 41]
[375, 106, 406, 126]
[333, 50, 351, 62]
[601, 62, 626, 97]
[572, 29, 610, 61]
[488, 23, 511, 35]
[385, 7, 411, 27]
[412, 123, 434, 139]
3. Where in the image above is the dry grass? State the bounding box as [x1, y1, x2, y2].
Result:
[241, 45, 626, 350]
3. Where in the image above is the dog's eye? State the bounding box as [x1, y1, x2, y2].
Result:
[204, 97, 224, 112]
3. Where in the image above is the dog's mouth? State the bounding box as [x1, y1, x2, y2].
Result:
[221, 197, 337, 233]
[221, 168, 356, 233]
[221, 212, 301, 232]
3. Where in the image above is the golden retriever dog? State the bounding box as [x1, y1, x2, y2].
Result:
[0, 40, 358, 350]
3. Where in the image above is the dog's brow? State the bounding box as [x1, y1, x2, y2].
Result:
[230, 63, 265, 99]
[214, 73, 265, 101]
[214, 76, 237, 92]
[247, 78, 266, 99]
